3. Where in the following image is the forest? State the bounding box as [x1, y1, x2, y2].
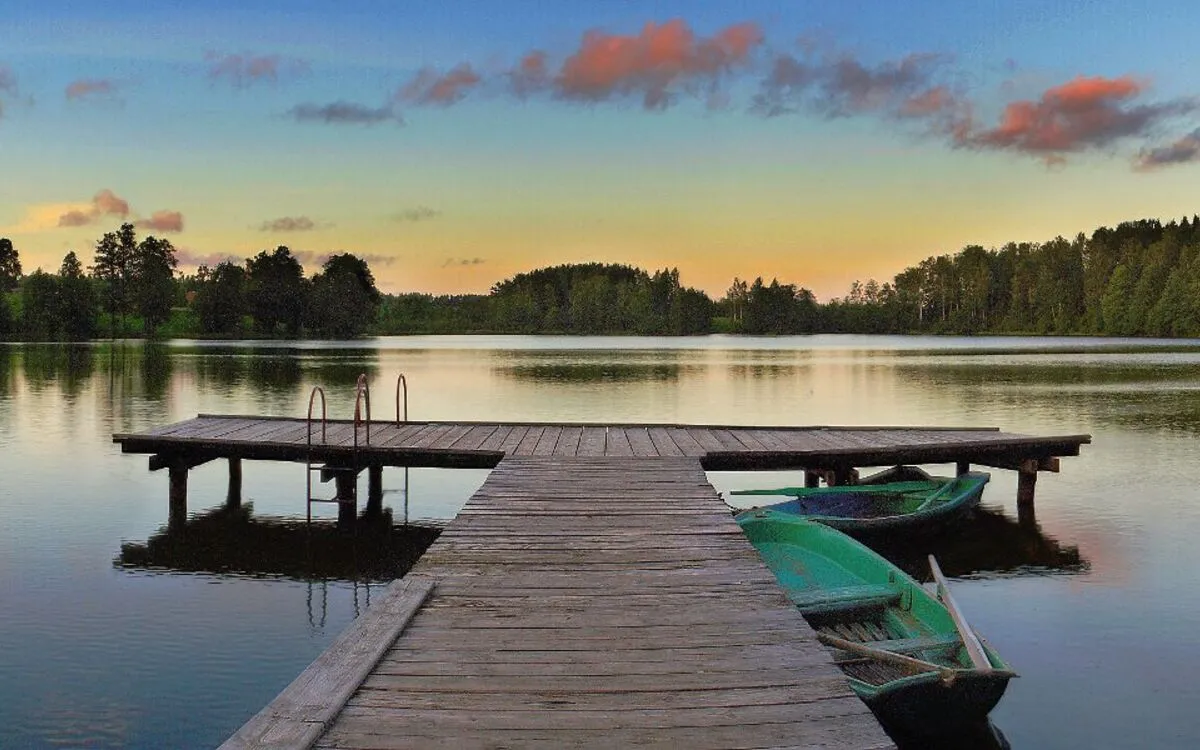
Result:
[2, 214, 1200, 340]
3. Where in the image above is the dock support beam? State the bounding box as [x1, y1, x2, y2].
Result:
[226, 458, 242, 509]
[1017, 466, 1038, 509]
[335, 473, 357, 525]
[804, 471, 821, 488]
[957, 461, 970, 476]
[169, 465, 188, 529]
[366, 465, 384, 516]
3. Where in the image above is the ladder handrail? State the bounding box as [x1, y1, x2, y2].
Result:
[395, 373, 408, 425]
[353, 373, 371, 448]
[306, 386, 327, 447]
[305, 386, 327, 524]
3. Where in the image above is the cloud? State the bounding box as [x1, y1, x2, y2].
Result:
[441, 257, 485, 267]
[206, 51, 308, 87]
[136, 210, 184, 233]
[288, 101, 403, 125]
[0, 65, 16, 119]
[394, 206, 441, 222]
[752, 48, 964, 127]
[56, 189, 130, 227]
[554, 19, 764, 109]
[259, 216, 319, 232]
[1136, 127, 1200, 170]
[175, 248, 244, 268]
[509, 51, 550, 98]
[398, 64, 481, 106]
[66, 78, 118, 100]
[958, 75, 1194, 159]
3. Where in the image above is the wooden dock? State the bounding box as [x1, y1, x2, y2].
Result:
[220, 457, 895, 749]
[112, 413, 1089, 748]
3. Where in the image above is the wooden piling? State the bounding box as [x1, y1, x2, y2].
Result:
[366, 464, 383, 516]
[957, 460, 970, 476]
[226, 458, 242, 508]
[168, 464, 188, 528]
[334, 472, 357, 525]
[804, 470, 822, 488]
[1017, 468, 1036, 508]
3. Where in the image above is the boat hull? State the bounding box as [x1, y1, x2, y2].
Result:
[736, 512, 1014, 743]
[856, 669, 1013, 740]
[736, 469, 990, 537]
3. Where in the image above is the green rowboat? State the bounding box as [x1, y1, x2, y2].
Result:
[736, 509, 1015, 741]
[731, 466, 990, 537]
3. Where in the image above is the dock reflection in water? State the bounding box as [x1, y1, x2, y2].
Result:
[865, 505, 1088, 582]
[115, 505, 441, 583]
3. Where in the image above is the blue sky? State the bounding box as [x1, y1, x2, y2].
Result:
[2, 1, 1198, 298]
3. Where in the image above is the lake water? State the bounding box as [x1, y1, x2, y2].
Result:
[2, 334, 1199, 749]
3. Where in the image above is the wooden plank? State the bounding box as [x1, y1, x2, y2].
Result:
[475, 425, 514, 452]
[532, 426, 563, 456]
[448, 424, 499, 451]
[624, 427, 658, 457]
[553, 426, 584, 457]
[603, 427, 633, 457]
[647, 427, 685, 457]
[576, 427, 607, 457]
[512, 426, 545, 456]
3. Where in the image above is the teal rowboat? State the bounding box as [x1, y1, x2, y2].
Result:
[731, 467, 990, 537]
[737, 509, 1015, 742]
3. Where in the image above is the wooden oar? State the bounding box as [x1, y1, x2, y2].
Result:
[816, 632, 958, 684]
[929, 554, 992, 670]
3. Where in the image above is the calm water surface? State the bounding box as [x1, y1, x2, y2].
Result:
[2, 335, 1199, 748]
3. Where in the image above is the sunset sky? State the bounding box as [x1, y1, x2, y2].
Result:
[2, 1, 1199, 300]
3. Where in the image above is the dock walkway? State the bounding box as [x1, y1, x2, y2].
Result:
[222, 457, 894, 749]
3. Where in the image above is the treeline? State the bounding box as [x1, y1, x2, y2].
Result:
[4, 213, 1200, 340]
[0, 225, 382, 340]
[823, 216, 1200, 336]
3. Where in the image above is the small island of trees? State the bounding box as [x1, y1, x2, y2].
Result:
[2, 213, 1200, 340]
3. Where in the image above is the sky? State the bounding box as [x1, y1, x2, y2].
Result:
[2, 0, 1199, 300]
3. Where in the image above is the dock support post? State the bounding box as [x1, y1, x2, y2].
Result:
[804, 471, 821, 488]
[335, 473, 357, 525]
[957, 461, 970, 476]
[366, 465, 383, 516]
[226, 458, 242, 509]
[168, 465, 188, 528]
[1017, 464, 1038, 509]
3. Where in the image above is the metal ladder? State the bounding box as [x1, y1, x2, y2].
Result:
[305, 373, 408, 522]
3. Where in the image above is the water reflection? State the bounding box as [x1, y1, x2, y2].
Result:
[493, 349, 685, 382]
[866, 505, 1088, 581]
[115, 504, 440, 582]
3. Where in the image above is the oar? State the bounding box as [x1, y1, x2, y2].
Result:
[928, 554, 992, 670]
[816, 632, 958, 685]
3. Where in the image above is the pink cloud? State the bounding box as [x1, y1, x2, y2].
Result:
[398, 64, 482, 106]
[175, 248, 244, 268]
[206, 51, 308, 87]
[959, 75, 1193, 158]
[66, 78, 118, 100]
[555, 19, 764, 109]
[56, 189, 130, 227]
[136, 210, 184, 233]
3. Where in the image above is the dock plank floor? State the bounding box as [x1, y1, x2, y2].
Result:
[115, 415, 1090, 474]
[311, 457, 893, 749]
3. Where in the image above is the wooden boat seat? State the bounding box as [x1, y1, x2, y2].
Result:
[790, 584, 902, 615]
[860, 633, 962, 654]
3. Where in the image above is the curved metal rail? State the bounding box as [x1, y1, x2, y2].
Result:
[306, 386, 328, 523]
[395, 373, 408, 425]
[353, 373, 371, 448]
